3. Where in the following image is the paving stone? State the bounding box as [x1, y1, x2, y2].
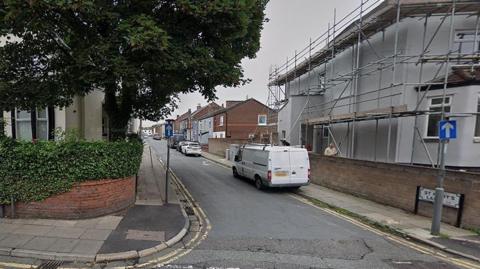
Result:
[21, 236, 58, 251]
[45, 227, 86, 239]
[47, 238, 80, 253]
[31, 219, 58, 226]
[80, 229, 112, 240]
[95, 216, 122, 229]
[74, 218, 101, 228]
[12, 224, 54, 236]
[71, 239, 103, 255]
[0, 223, 22, 233]
[0, 234, 34, 248]
[0, 233, 9, 241]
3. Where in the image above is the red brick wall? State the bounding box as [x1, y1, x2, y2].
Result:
[309, 154, 480, 229]
[5, 177, 136, 219]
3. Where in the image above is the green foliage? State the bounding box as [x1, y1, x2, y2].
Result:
[0, 137, 143, 204]
[0, 0, 269, 138]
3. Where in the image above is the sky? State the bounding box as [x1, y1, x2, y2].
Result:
[144, 0, 361, 127]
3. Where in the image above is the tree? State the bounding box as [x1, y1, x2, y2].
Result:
[0, 0, 268, 139]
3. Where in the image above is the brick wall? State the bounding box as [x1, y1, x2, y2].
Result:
[309, 154, 480, 229]
[5, 176, 136, 219]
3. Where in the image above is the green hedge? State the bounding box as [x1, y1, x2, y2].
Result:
[0, 138, 143, 204]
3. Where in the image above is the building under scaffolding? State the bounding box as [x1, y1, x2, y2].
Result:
[268, 0, 480, 168]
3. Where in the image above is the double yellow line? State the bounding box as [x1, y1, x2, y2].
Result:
[289, 194, 480, 269]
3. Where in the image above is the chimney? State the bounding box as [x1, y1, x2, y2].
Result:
[221, 103, 224, 108]
[226, 101, 242, 108]
[197, 103, 202, 111]
[176, 115, 179, 119]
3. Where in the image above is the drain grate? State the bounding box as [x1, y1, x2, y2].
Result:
[184, 206, 195, 215]
[38, 260, 65, 269]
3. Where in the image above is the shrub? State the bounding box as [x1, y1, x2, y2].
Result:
[0, 137, 143, 204]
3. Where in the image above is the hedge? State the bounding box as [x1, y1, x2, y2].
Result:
[0, 138, 143, 204]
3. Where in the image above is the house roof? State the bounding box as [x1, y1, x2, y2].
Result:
[176, 110, 191, 122]
[198, 98, 274, 120]
[191, 102, 222, 120]
[269, 0, 480, 86]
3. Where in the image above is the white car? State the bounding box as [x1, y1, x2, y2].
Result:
[182, 142, 202, 156]
[232, 144, 310, 190]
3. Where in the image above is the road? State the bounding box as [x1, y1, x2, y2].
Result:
[148, 139, 460, 269]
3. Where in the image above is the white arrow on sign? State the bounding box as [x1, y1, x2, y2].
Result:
[441, 122, 454, 138]
[166, 125, 172, 131]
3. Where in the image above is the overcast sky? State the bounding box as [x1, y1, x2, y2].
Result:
[144, 0, 361, 127]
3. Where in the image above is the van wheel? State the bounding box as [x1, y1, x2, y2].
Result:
[255, 177, 264, 190]
[233, 167, 239, 178]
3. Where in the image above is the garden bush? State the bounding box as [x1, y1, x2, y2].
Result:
[0, 137, 143, 204]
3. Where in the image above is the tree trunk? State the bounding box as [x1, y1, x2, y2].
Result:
[0, 106, 4, 138]
[103, 83, 134, 141]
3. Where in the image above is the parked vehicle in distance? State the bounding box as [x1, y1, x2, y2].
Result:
[170, 134, 185, 149]
[182, 142, 202, 156]
[231, 144, 310, 190]
[177, 141, 188, 152]
[153, 134, 162, 140]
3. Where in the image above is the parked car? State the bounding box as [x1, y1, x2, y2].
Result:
[177, 141, 188, 152]
[170, 134, 185, 149]
[153, 134, 162, 140]
[232, 144, 310, 190]
[182, 142, 202, 156]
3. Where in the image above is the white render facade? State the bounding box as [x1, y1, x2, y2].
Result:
[272, 0, 480, 168]
[198, 116, 214, 145]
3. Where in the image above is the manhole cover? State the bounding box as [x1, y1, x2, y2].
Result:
[38, 261, 65, 269]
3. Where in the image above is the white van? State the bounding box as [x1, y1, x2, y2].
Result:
[232, 144, 310, 190]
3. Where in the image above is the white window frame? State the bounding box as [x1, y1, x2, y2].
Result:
[257, 114, 267, 126]
[474, 94, 480, 141]
[424, 96, 452, 139]
[15, 108, 49, 140]
[219, 115, 224, 126]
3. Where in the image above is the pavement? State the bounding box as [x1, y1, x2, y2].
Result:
[0, 144, 188, 263]
[201, 150, 480, 264]
[148, 139, 479, 269]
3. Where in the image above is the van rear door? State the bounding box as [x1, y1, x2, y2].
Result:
[289, 150, 309, 184]
[270, 150, 291, 185]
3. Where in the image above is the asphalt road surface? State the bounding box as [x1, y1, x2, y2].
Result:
[148, 139, 461, 269]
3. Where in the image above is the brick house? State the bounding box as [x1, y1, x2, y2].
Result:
[174, 110, 191, 139]
[191, 103, 222, 142]
[199, 98, 277, 142]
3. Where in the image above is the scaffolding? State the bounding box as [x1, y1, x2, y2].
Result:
[267, 0, 480, 166]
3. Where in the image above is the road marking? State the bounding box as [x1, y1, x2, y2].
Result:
[289, 194, 480, 269]
[0, 262, 36, 269]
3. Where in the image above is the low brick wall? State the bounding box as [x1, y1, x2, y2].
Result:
[5, 176, 136, 219]
[309, 154, 480, 229]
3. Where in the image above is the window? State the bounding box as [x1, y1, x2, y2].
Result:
[15, 108, 49, 140]
[475, 95, 480, 138]
[258, 114, 267, 126]
[323, 125, 329, 137]
[282, 130, 286, 139]
[219, 115, 224, 126]
[454, 31, 479, 55]
[426, 97, 451, 138]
